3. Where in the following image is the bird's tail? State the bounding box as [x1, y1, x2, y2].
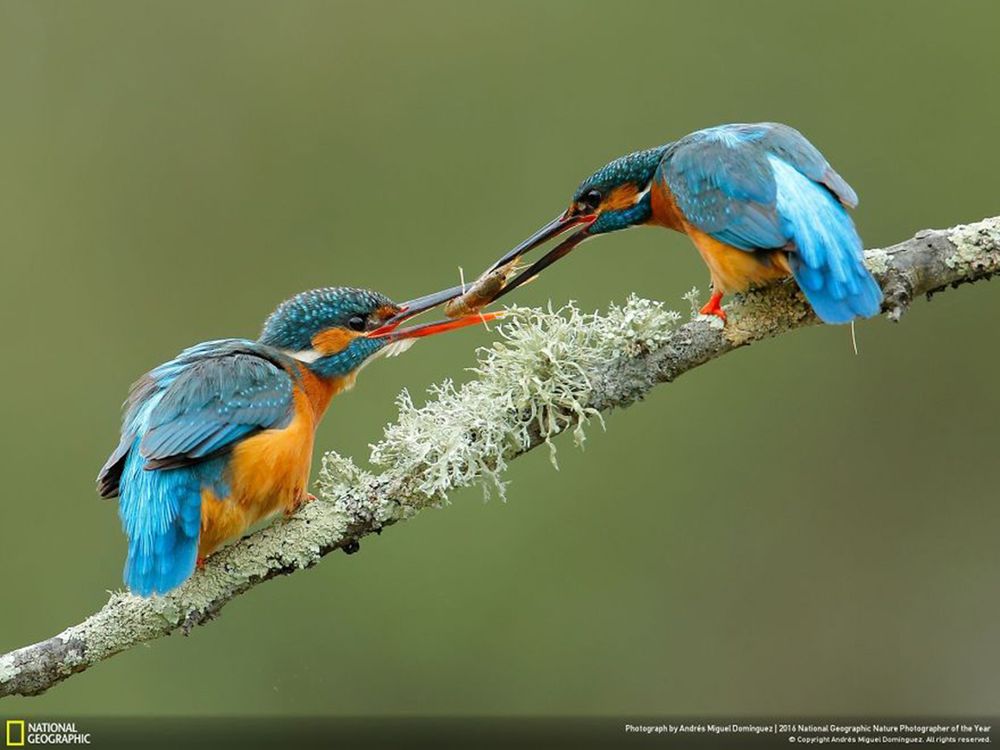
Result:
[770, 156, 883, 324]
[118, 442, 202, 596]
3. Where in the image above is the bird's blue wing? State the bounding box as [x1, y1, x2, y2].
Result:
[139, 348, 295, 470]
[98, 340, 296, 495]
[658, 125, 788, 251]
[756, 122, 858, 208]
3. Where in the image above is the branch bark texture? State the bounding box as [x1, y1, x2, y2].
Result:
[2, 216, 997, 699]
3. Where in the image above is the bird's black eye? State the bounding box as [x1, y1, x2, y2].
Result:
[347, 315, 366, 332]
[581, 189, 602, 211]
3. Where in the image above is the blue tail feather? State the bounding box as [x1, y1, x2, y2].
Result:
[769, 156, 883, 324]
[118, 440, 209, 596]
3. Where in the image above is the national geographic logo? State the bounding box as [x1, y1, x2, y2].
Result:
[4, 722, 24, 747]
[5, 721, 91, 745]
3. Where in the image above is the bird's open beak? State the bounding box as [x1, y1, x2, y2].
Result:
[483, 210, 596, 304]
[486, 211, 596, 274]
[369, 210, 594, 336]
[367, 284, 468, 336]
[367, 310, 504, 341]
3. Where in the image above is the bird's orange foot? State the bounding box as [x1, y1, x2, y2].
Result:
[196, 556, 206, 570]
[699, 291, 727, 322]
[285, 492, 317, 518]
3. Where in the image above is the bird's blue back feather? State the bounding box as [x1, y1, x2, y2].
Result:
[769, 156, 882, 323]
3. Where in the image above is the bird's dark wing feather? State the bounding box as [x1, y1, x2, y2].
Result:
[97, 372, 166, 498]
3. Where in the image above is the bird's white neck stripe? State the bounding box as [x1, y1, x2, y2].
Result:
[280, 338, 415, 366]
[282, 348, 323, 363]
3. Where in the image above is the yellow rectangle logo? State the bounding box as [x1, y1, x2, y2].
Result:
[5, 720, 25, 747]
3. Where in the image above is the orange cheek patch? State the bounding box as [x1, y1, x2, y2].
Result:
[312, 327, 360, 356]
[602, 184, 641, 212]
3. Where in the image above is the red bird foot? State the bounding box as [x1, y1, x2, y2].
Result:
[196, 556, 206, 570]
[699, 291, 727, 322]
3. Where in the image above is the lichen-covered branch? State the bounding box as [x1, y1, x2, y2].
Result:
[2, 216, 997, 699]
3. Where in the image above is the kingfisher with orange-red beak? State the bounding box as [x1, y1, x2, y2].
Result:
[475, 122, 883, 324]
[97, 286, 497, 596]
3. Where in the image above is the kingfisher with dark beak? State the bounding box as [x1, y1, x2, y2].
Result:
[469, 122, 883, 324]
[98, 286, 497, 596]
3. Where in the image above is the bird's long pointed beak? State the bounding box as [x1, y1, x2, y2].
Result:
[370, 211, 594, 337]
[487, 223, 593, 304]
[486, 211, 595, 274]
[367, 311, 504, 341]
[368, 284, 467, 336]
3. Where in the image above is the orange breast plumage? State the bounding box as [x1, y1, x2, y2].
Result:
[684, 226, 791, 294]
[198, 367, 347, 558]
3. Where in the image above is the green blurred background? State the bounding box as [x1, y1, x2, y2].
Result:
[1, 0, 998, 717]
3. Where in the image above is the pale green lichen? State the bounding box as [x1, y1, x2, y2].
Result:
[603, 296, 682, 356]
[864, 246, 892, 276]
[319, 451, 375, 495]
[0, 654, 19, 683]
[316, 452, 405, 524]
[721, 280, 811, 345]
[319, 295, 682, 506]
[946, 219, 1000, 271]
[681, 287, 702, 318]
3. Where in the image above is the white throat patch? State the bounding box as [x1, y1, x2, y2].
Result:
[281, 338, 416, 372]
[352, 337, 417, 376]
[282, 348, 323, 363]
[379, 338, 417, 358]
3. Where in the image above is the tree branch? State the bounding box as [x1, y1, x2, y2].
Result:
[2, 216, 997, 699]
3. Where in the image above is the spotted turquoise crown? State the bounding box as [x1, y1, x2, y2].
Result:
[259, 287, 392, 351]
[573, 145, 666, 203]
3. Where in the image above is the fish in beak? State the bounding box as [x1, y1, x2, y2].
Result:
[445, 210, 597, 315]
[367, 285, 503, 339]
